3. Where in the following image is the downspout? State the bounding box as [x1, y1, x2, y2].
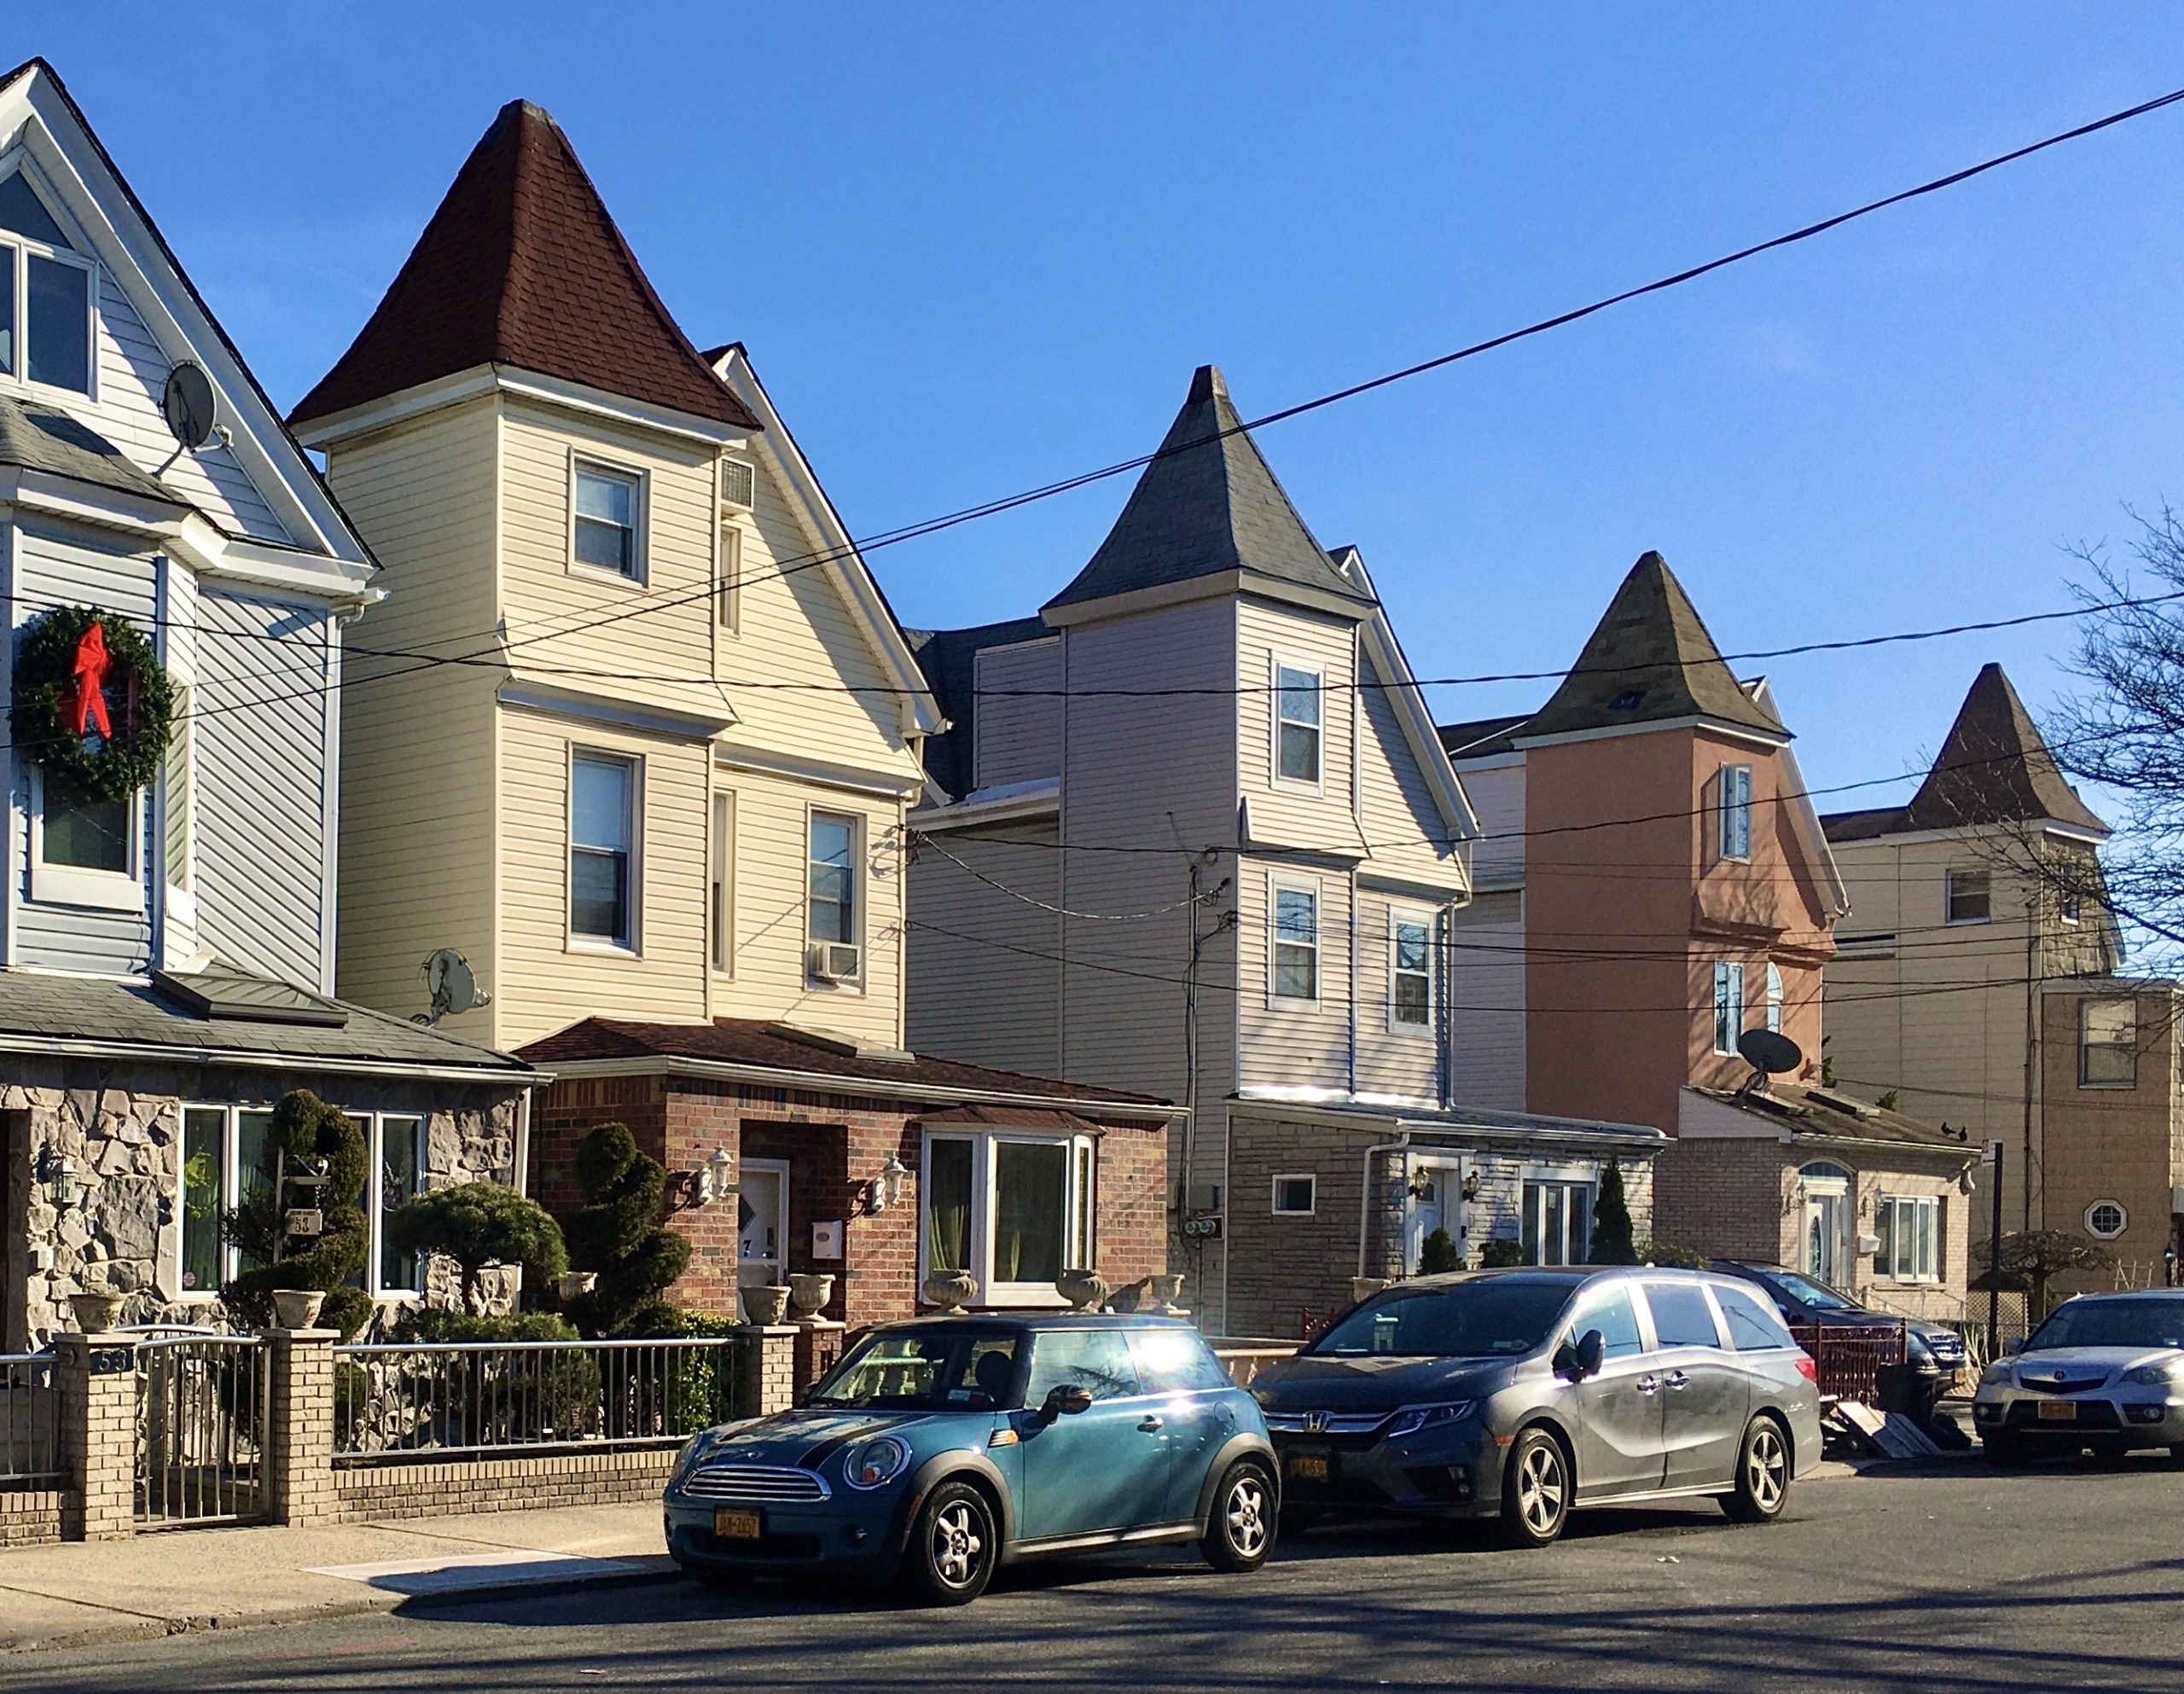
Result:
[1347, 883, 1359, 1099]
[1358, 1132, 1411, 1278]
[514, 1087, 534, 1196]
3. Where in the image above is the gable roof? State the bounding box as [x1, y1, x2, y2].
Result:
[1043, 365, 1372, 617]
[0, 393, 184, 508]
[904, 616, 1051, 801]
[1519, 552, 1786, 743]
[1438, 713, 1533, 761]
[291, 101, 758, 432]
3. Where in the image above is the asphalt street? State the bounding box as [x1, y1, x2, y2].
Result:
[9, 1456, 2184, 1693]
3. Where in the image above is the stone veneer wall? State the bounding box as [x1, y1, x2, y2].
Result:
[3, 1059, 527, 1351]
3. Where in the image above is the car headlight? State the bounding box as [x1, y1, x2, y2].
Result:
[1977, 1361, 2014, 1389]
[843, 1434, 913, 1490]
[1385, 1401, 1475, 1439]
[2123, 1362, 2183, 1387]
[674, 1429, 722, 1479]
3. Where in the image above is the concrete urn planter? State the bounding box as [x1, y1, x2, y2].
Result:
[1146, 1273, 1187, 1314]
[1055, 1269, 1107, 1312]
[271, 1289, 328, 1330]
[922, 1271, 978, 1314]
[1350, 1277, 1392, 1306]
[69, 1290, 125, 1334]
[743, 1285, 792, 1326]
[787, 1273, 836, 1319]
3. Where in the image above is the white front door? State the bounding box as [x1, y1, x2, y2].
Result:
[738, 1158, 790, 1319]
[1407, 1161, 1461, 1270]
[1803, 1188, 1847, 1288]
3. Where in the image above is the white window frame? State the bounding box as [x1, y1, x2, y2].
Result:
[1945, 868, 1991, 925]
[1387, 905, 1435, 1035]
[28, 767, 144, 913]
[348, 1111, 428, 1302]
[566, 453, 648, 583]
[2085, 1199, 2129, 1240]
[1270, 1173, 1317, 1216]
[173, 1102, 278, 1299]
[714, 520, 742, 636]
[710, 787, 735, 976]
[0, 160, 98, 402]
[918, 1129, 1098, 1308]
[719, 455, 756, 511]
[1268, 873, 1321, 1010]
[1717, 763, 1753, 862]
[1520, 1166, 1597, 1268]
[1874, 1193, 1940, 1283]
[805, 806, 864, 986]
[1270, 655, 1324, 792]
[1765, 961, 1784, 1035]
[2079, 998, 2137, 1088]
[567, 747, 642, 955]
[1711, 961, 1745, 1055]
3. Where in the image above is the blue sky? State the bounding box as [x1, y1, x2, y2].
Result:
[27, 8, 2184, 811]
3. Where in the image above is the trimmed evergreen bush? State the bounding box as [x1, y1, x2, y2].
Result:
[222, 1089, 373, 1339]
[1419, 1227, 1461, 1274]
[1587, 1161, 1640, 1266]
[385, 1181, 567, 1313]
[1478, 1239, 1528, 1269]
[557, 1121, 692, 1337]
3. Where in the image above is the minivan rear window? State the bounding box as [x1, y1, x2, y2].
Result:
[1311, 1280, 1574, 1359]
[1716, 1285, 1798, 1352]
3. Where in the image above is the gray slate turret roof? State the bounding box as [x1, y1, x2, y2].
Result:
[1043, 365, 1373, 616]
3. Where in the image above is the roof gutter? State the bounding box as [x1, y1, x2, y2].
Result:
[0, 1030, 543, 1086]
[537, 1053, 1182, 1122]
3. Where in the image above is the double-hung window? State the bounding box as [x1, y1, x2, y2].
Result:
[1390, 909, 1433, 1032]
[572, 460, 644, 578]
[2080, 998, 2137, 1088]
[570, 752, 637, 949]
[1945, 869, 1990, 925]
[808, 811, 859, 953]
[922, 1131, 1098, 1305]
[1711, 961, 1745, 1054]
[1873, 1194, 1939, 1282]
[1765, 961, 1784, 1035]
[1275, 662, 1322, 785]
[347, 1113, 427, 1298]
[0, 170, 95, 396]
[1271, 878, 1319, 1005]
[1717, 763, 1753, 861]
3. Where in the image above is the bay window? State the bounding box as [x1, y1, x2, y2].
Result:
[1390, 909, 1433, 1032]
[572, 459, 644, 578]
[2080, 998, 2137, 1088]
[1717, 763, 1753, 861]
[31, 769, 143, 913]
[1271, 877, 1319, 1005]
[921, 1130, 1098, 1305]
[1274, 661, 1322, 785]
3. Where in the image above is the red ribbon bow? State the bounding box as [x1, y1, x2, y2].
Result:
[61, 624, 113, 740]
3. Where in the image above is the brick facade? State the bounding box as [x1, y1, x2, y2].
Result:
[333, 1447, 678, 1522]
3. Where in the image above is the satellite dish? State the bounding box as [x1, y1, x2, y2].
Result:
[1738, 1028, 1803, 1076]
[418, 949, 490, 1024]
[161, 363, 218, 450]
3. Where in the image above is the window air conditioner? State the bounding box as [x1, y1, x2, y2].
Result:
[810, 943, 861, 982]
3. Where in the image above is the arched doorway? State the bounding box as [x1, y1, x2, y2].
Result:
[1798, 1161, 1853, 1289]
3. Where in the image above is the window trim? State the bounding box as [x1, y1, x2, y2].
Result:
[1765, 960, 1784, 1036]
[2084, 1198, 2129, 1240]
[710, 787, 735, 976]
[28, 766, 144, 913]
[349, 1111, 428, 1302]
[1386, 904, 1435, 1036]
[1270, 1173, 1317, 1216]
[2078, 997, 2137, 1089]
[567, 746, 642, 956]
[804, 805, 864, 989]
[171, 1103, 276, 1300]
[919, 1128, 1097, 1308]
[714, 519, 742, 637]
[1269, 654, 1325, 792]
[1267, 872, 1321, 1010]
[1945, 867, 1992, 926]
[1716, 763, 1753, 862]
[566, 453, 649, 584]
[1711, 960, 1745, 1056]
[1874, 1193, 1941, 1284]
[1520, 1169, 1597, 1268]
[0, 160, 98, 402]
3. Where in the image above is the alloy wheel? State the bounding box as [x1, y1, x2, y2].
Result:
[931, 1500, 987, 1590]
[1225, 1472, 1269, 1560]
[1746, 1424, 1787, 1513]
[1517, 1442, 1565, 1537]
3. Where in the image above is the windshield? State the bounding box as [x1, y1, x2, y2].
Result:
[1310, 1280, 1576, 1360]
[1760, 1269, 1858, 1313]
[806, 1327, 1020, 1411]
[2027, 1299, 2184, 1353]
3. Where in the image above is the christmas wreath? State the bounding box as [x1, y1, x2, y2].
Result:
[9, 605, 175, 803]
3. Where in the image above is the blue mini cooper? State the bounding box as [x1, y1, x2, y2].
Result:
[664, 1314, 1278, 1604]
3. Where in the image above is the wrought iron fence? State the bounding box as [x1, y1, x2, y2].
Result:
[333, 1338, 737, 1464]
[136, 1335, 269, 1528]
[0, 1355, 61, 1488]
[1789, 1320, 1906, 1404]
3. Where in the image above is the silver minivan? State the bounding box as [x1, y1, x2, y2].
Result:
[1252, 1268, 1825, 1546]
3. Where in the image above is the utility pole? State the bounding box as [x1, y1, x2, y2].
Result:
[1985, 1138, 2005, 1360]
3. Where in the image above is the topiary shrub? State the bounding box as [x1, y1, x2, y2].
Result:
[223, 1089, 373, 1340]
[557, 1121, 692, 1337]
[1418, 1227, 1461, 1274]
[1587, 1161, 1640, 1266]
[385, 1181, 567, 1314]
[1639, 1239, 1711, 1271]
[1478, 1239, 1528, 1269]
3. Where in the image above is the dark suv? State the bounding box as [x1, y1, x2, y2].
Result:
[1707, 1262, 1966, 1379]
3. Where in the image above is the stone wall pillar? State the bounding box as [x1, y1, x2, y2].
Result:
[730, 1326, 797, 1418]
[265, 1328, 338, 1527]
[792, 1320, 845, 1399]
[54, 1332, 134, 1540]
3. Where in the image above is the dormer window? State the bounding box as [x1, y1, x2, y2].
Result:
[0, 171, 95, 396]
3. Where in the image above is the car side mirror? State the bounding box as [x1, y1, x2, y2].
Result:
[1040, 1384, 1093, 1422]
[1570, 1330, 1607, 1381]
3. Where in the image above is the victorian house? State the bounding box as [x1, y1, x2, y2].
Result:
[904, 365, 1664, 1337]
[292, 100, 1174, 1328]
[1441, 554, 1977, 1322]
[0, 61, 537, 1349]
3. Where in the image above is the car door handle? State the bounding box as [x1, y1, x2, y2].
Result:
[1635, 1375, 1659, 1395]
[1138, 1416, 1165, 1431]
[1663, 1371, 1689, 1390]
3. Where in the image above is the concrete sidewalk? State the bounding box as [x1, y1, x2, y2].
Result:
[0, 1501, 677, 1654]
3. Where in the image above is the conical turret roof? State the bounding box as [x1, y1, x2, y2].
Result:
[1902, 662, 2107, 835]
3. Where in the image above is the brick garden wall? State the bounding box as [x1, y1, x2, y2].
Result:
[0, 1490, 61, 1547]
[333, 1447, 677, 1522]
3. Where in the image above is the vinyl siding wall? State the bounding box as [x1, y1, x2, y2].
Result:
[1234, 597, 1363, 853]
[1353, 892, 1444, 1101]
[1449, 889, 1526, 1109]
[903, 820, 1063, 1075]
[970, 638, 1061, 791]
[1356, 661, 1463, 887]
[1235, 857, 1354, 1094]
[324, 402, 501, 1036]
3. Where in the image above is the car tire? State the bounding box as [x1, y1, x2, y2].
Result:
[1201, 1460, 1278, 1573]
[900, 1479, 998, 1607]
[1720, 1417, 1792, 1524]
[1498, 1427, 1571, 1549]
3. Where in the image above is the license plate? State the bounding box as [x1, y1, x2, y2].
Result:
[713, 1508, 762, 1540]
[2036, 1401, 2077, 1422]
[1287, 1452, 1330, 1482]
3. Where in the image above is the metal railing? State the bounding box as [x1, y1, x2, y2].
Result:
[333, 1338, 737, 1464]
[136, 1335, 268, 1529]
[0, 1355, 61, 1489]
[1789, 1320, 1907, 1404]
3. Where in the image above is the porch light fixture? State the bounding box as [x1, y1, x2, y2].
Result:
[39, 1150, 79, 1210]
[1461, 1170, 1483, 1204]
[863, 1152, 908, 1215]
[694, 1145, 735, 1207]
